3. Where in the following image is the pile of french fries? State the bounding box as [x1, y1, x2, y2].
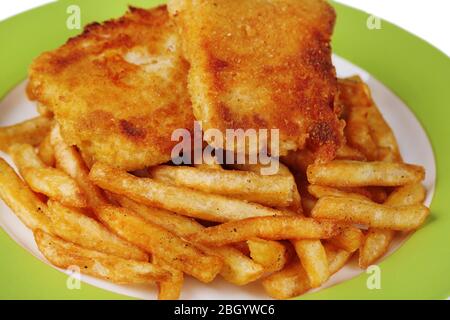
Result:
[0, 76, 429, 299]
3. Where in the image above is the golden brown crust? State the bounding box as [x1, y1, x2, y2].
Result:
[169, 0, 344, 159]
[28, 6, 194, 170]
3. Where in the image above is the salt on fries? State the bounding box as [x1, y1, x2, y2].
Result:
[0, 73, 431, 300]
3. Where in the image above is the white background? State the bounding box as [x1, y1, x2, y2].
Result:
[0, 0, 449, 56]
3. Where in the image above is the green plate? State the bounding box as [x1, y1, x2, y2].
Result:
[0, 0, 449, 299]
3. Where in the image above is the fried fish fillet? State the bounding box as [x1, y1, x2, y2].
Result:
[168, 0, 344, 160]
[28, 6, 194, 170]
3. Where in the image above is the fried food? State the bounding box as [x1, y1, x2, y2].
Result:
[0, 117, 52, 152]
[35, 229, 169, 284]
[0, 158, 52, 233]
[188, 216, 339, 246]
[95, 205, 223, 283]
[168, 0, 344, 159]
[28, 6, 194, 170]
[359, 183, 426, 268]
[307, 160, 425, 187]
[9, 143, 87, 208]
[312, 196, 429, 231]
[89, 162, 285, 222]
[116, 195, 264, 285]
[47, 200, 148, 261]
[149, 165, 296, 207]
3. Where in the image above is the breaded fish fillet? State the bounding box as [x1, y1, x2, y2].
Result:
[28, 6, 194, 170]
[168, 0, 344, 160]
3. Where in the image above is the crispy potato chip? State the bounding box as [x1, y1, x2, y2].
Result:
[9, 143, 87, 208]
[0, 117, 52, 152]
[0, 158, 52, 232]
[116, 196, 264, 285]
[247, 239, 287, 273]
[149, 165, 296, 207]
[312, 196, 429, 231]
[47, 200, 148, 261]
[189, 216, 339, 246]
[95, 205, 223, 283]
[50, 125, 107, 207]
[307, 160, 425, 187]
[35, 229, 168, 284]
[89, 162, 284, 222]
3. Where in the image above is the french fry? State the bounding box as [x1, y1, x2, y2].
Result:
[344, 102, 378, 160]
[230, 162, 303, 213]
[189, 216, 339, 246]
[0, 158, 52, 232]
[343, 76, 402, 163]
[34, 229, 169, 284]
[89, 162, 284, 222]
[291, 239, 329, 288]
[359, 183, 426, 268]
[47, 200, 148, 261]
[336, 144, 366, 161]
[308, 185, 372, 202]
[328, 226, 364, 252]
[307, 160, 425, 187]
[153, 256, 184, 300]
[262, 260, 310, 299]
[247, 239, 288, 273]
[358, 229, 395, 269]
[262, 242, 352, 299]
[338, 77, 379, 160]
[116, 196, 264, 285]
[312, 196, 429, 231]
[0, 117, 52, 152]
[50, 125, 107, 207]
[149, 165, 296, 208]
[95, 205, 223, 283]
[367, 106, 402, 162]
[324, 242, 353, 274]
[9, 143, 87, 208]
[37, 133, 55, 167]
[384, 183, 426, 207]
